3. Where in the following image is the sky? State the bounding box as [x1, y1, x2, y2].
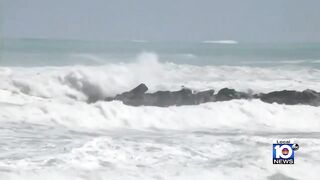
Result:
[1, 0, 320, 42]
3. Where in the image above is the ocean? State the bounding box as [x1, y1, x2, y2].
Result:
[0, 39, 320, 180]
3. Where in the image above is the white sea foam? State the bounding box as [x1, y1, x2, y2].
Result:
[1, 91, 320, 131]
[1, 52, 320, 180]
[0, 123, 319, 180]
[202, 40, 239, 44]
[1, 52, 319, 103]
[176, 53, 197, 59]
[0, 52, 319, 130]
[1, 52, 320, 132]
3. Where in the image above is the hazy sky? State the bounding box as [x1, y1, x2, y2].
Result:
[2, 0, 320, 42]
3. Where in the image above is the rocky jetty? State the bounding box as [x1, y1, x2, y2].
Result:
[104, 83, 320, 107]
[259, 89, 320, 106]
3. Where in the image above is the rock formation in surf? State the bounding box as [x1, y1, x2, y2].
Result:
[104, 83, 320, 107]
[259, 89, 320, 106]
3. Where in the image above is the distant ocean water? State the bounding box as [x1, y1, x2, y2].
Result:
[0, 39, 320, 180]
[2, 39, 320, 67]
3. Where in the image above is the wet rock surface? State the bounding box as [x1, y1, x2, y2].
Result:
[104, 83, 320, 107]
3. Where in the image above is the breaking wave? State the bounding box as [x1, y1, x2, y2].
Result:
[1, 52, 320, 180]
[1, 52, 320, 101]
[0, 52, 320, 131]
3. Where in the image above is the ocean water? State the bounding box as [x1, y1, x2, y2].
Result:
[0, 39, 320, 180]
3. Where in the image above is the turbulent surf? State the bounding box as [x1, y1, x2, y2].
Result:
[1, 39, 320, 180]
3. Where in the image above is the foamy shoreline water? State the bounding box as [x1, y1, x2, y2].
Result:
[1, 42, 320, 179]
[0, 123, 319, 180]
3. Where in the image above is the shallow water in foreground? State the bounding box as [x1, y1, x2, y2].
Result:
[1, 122, 319, 180]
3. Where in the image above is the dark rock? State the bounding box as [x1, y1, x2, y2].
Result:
[111, 83, 149, 106]
[216, 88, 250, 101]
[130, 83, 148, 95]
[104, 97, 114, 101]
[104, 84, 320, 107]
[260, 89, 320, 106]
[145, 88, 195, 107]
[104, 84, 216, 107]
[193, 89, 215, 104]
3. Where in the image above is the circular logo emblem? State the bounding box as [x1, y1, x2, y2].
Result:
[282, 148, 289, 155]
[292, 143, 299, 151]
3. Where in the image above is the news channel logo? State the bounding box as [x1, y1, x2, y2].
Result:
[273, 140, 299, 164]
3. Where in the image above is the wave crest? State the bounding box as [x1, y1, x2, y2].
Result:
[1, 52, 320, 103]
